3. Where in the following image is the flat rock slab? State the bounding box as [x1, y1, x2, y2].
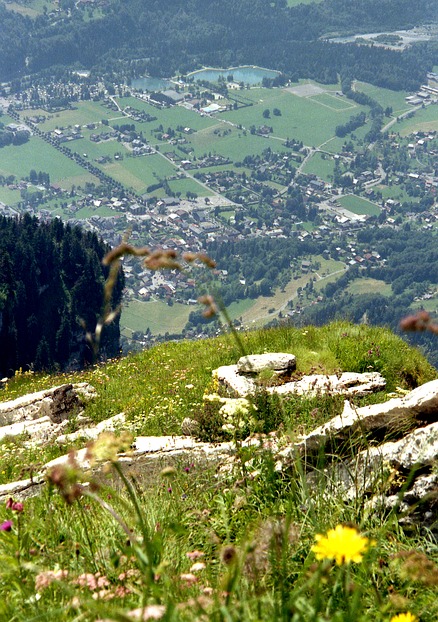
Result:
[56, 413, 126, 444]
[0, 383, 96, 426]
[286, 378, 438, 458]
[215, 364, 385, 398]
[0, 436, 237, 501]
[269, 372, 386, 397]
[237, 353, 296, 374]
[133, 436, 234, 457]
[0, 415, 60, 443]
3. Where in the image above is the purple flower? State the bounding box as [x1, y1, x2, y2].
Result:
[5, 498, 24, 512]
[0, 520, 13, 532]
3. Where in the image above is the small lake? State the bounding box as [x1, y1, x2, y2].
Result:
[131, 76, 173, 91]
[187, 65, 281, 85]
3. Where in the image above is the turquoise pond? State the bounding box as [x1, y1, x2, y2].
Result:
[186, 65, 280, 85]
[130, 66, 281, 91]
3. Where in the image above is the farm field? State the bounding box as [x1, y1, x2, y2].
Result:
[315, 257, 347, 277]
[347, 278, 393, 297]
[308, 92, 354, 111]
[302, 151, 335, 181]
[100, 153, 179, 193]
[355, 82, 411, 116]
[3, 0, 57, 17]
[0, 186, 21, 206]
[187, 125, 277, 160]
[222, 88, 366, 146]
[80, 131, 128, 160]
[322, 123, 371, 153]
[338, 194, 381, 216]
[411, 295, 438, 313]
[0, 136, 98, 189]
[236, 256, 346, 327]
[378, 184, 419, 204]
[120, 299, 190, 336]
[225, 298, 255, 320]
[396, 104, 438, 135]
[28, 101, 115, 130]
[167, 177, 213, 197]
[239, 272, 312, 327]
[115, 97, 217, 133]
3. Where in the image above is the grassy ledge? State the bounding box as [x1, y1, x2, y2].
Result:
[0, 323, 437, 621]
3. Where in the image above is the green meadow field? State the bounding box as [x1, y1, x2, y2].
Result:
[79, 131, 129, 160]
[0, 186, 21, 206]
[121, 299, 191, 336]
[3, 0, 57, 17]
[34, 101, 115, 130]
[338, 194, 381, 216]
[221, 87, 365, 146]
[396, 104, 438, 135]
[167, 177, 213, 197]
[347, 278, 393, 296]
[302, 151, 336, 181]
[187, 125, 277, 160]
[100, 153, 179, 193]
[355, 82, 411, 116]
[0, 136, 98, 189]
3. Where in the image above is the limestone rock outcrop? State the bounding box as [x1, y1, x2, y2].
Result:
[237, 353, 296, 375]
[215, 357, 386, 398]
[0, 358, 436, 528]
[0, 383, 97, 444]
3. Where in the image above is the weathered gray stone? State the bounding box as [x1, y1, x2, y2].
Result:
[322, 422, 438, 524]
[270, 372, 385, 397]
[55, 412, 126, 444]
[0, 476, 45, 502]
[283, 378, 438, 459]
[44, 447, 91, 471]
[216, 363, 385, 399]
[237, 353, 296, 374]
[0, 383, 96, 427]
[0, 415, 65, 443]
[1, 374, 437, 528]
[215, 365, 258, 396]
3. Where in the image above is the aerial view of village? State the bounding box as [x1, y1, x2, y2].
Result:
[2, 3, 438, 620]
[0, 0, 437, 357]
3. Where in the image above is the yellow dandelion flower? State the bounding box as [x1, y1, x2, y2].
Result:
[311, 524, 374, 565]
[390, 614, 418, 622]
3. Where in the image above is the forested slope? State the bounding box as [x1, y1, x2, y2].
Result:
[0, 0, 437, 88]
[294, 228, 438, 366]
[0, 215, 123, 375]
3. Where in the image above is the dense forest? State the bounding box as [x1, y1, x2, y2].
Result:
[293, 227, 438, 366]
[0, 215, 123, 376]
[1, 0, 437, 90]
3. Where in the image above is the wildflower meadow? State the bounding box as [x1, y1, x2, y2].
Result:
[0, 244, 437, 620]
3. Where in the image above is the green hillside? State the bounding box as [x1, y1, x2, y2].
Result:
[0, 323, 436, 621]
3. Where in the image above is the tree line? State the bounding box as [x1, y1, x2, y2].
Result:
[1, 0, 437, 93]
[0, 214, 123, 376]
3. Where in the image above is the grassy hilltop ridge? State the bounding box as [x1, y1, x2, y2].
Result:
[0, 322, 437, 622]
[0, 322, 436, 484]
